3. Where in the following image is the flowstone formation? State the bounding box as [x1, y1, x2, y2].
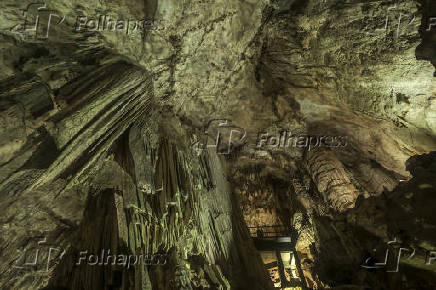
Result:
[0, 0, 435, 289]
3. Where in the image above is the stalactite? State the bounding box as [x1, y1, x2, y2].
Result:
[306, 147, 359, 212]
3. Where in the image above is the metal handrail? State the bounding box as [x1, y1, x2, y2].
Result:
[247, 225, 288, 228]
[248, 225, 291, 238]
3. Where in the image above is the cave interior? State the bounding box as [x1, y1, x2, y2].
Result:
[0, 0, 435, 289]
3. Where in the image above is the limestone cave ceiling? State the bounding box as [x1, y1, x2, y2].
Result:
[0, 0, 435, 289]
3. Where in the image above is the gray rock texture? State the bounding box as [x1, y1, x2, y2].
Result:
[0, 0, 435, 289]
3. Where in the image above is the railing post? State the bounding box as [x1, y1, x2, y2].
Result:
[275, 249, 288, 288]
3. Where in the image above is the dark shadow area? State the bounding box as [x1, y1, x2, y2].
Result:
[314, 151, 436, 289]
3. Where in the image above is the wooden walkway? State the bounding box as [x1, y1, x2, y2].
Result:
[248, 225, 307, 289]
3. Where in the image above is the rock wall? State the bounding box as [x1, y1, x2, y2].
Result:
[0, 0, 435, 289]
[0, 112, 273, 289]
